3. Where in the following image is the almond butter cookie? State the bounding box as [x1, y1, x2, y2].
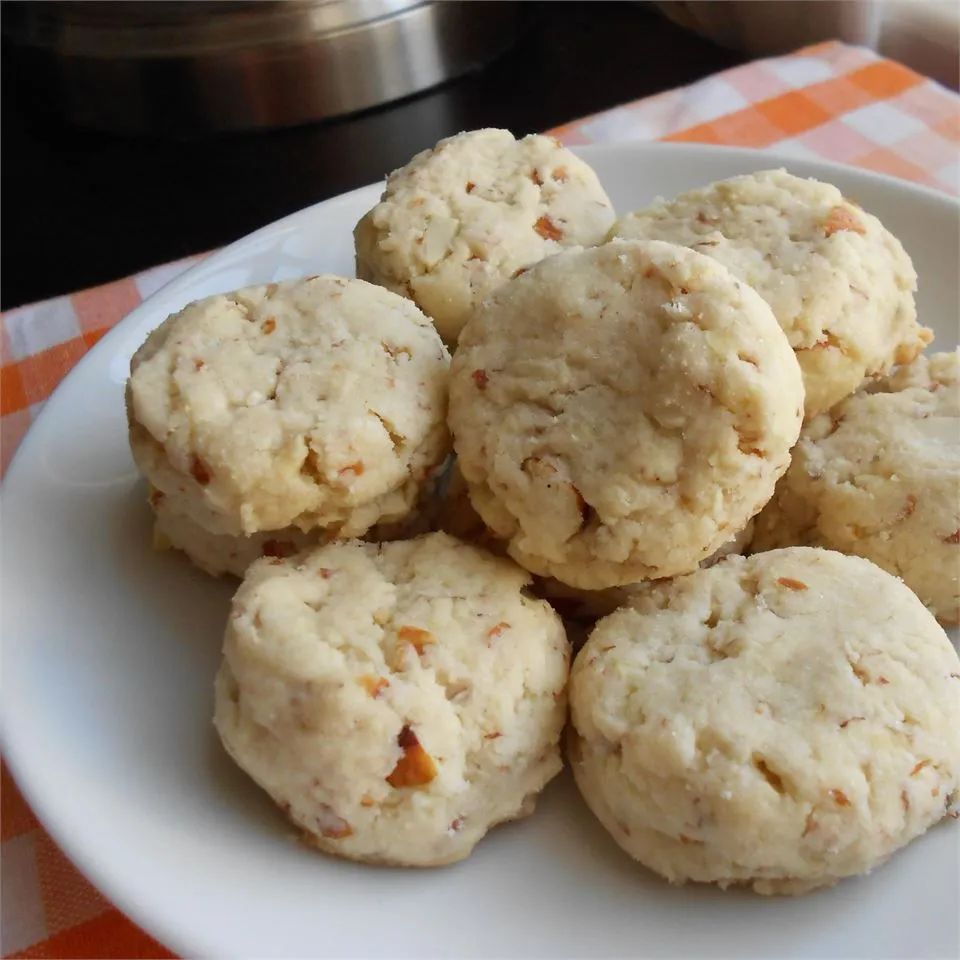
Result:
[127, 276, 451, 540]
[214, 533, 569, 866]
[751, 350, 960, 623]
[611, 169, 928, 416]
[570, 548, 960, 894]
[355, 128, 615, 344]
[449, 239, 804, 589]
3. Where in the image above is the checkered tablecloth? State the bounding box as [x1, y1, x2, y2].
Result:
[2, 41, 958, 960]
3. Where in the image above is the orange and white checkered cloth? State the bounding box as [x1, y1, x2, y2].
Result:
[2, 41, 958, 959]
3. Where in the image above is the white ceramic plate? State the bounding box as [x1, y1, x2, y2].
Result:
[3, 143, 958, 960]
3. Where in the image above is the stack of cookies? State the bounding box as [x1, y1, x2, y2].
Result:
[126, 276, 452, 577]
[126, 129, 959, 893]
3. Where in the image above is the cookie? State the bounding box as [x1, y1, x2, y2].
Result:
[150, 487, 324, 578]
[150, 482, 439, 579]
[751, 350, 960, 623]
[536, 520, 755, 624]
[127, 276, 451, 538]
[570, 548, 960, 895]
[448, 239, 804, 589]
[438, 459, 754, 620]
[354, 129, 615, 344]
[611, 169, 928, 416]
[149, 490, 431, 578]
[214, 532, 570, 866]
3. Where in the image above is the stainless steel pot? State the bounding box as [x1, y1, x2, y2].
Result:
[4, 1, 519, 134]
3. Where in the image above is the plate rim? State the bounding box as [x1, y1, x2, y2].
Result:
[3, 139, 958, 959]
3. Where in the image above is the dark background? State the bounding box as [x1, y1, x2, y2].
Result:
[1, 2, 744, 309]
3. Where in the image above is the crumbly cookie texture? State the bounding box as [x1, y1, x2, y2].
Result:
[751, 350, 960, 624]
[448, 239, 804, 590]
[150, 487, 325, 578]
[127, 276, 451, 538]
[438, 462, 754, 624]
[149, 485, 434, 579]
[354, 128, 615, 344]
[570, 548, 960, 895]
[611, 169, 927, 417]
[536, 521, 755, 624]
[214, 532, 570, 866]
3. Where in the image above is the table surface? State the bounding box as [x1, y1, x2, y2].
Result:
[0, 2, 744, 310]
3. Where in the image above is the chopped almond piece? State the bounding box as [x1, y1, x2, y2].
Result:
[806, 331, 847, 353]
[316, 804, 353, 838]
[487, 621, 510, 640]
[897, 494, 917, 521]
[824, 206, 866, 237]
[381, 342, 412, 361]
[911, 759, 932, 776]
[194, 358, 205, 370]
[338, 461, 365, 477]
[534, 215, 563, 241]
[777, 577, 808, 591]
[261, 317, 277, 334]
[360, 794, 376, 807]
[736, 428, 764, 456]
[850, 660, 870, 684]
[552, 166, 568, 182]
[261, 539, 296, 559]
[359, 675, 389, 698]
[465, 181, 475, 193]
[190, 455, 212, 486]
[398, 625, 435, 654]
[830, 788, 851, 807]
[323, 821, 353, 839]
[387, 725, 437, 788]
